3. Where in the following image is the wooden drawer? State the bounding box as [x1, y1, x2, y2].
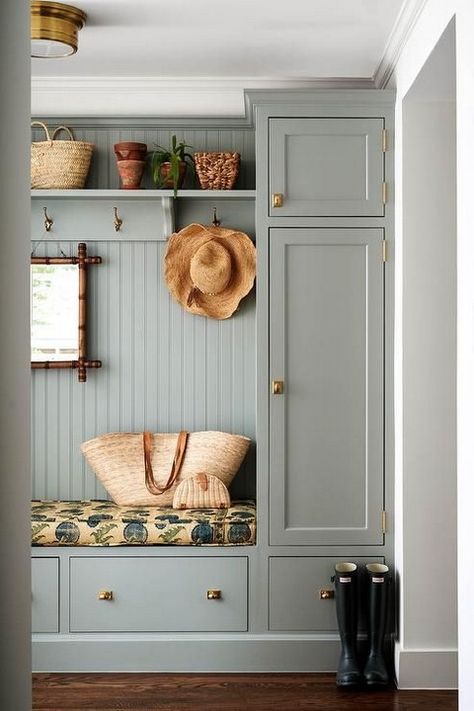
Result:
[70, 556, 248, 632]
[269, 556, 384, 631]
[31, 196, 173, 242]
[32, 557, 59, 633]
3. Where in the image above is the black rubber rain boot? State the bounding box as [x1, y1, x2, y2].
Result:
[363, 563, 391, 686]
[333, 562, 362, 688]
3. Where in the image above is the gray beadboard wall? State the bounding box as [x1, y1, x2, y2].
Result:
[31, 123, 256, 501]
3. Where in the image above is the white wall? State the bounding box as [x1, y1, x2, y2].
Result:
[393, 0, 474, 703]
[0, 0, 31, 708]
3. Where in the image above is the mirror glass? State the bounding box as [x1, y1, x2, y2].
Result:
[31, 264, 79, 362]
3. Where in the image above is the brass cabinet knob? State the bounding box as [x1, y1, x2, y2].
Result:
[272, 379, 284, 395]
[272, 193, 284, 208]
[98, 590, 113, 601]
[319, 588, 335, 600]
[206, 589, 222, 600]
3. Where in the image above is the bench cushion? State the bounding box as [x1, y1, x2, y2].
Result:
[31, 499, 256, 546]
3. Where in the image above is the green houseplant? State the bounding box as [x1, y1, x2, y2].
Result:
[150, 135, 194, 196]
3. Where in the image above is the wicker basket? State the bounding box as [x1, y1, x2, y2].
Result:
[31, 121, 94, 189]
[81, 430, 250, 506]
[194, 152, 240, 190]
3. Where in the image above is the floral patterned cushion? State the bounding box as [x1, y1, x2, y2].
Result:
[31, 499, 256, 546]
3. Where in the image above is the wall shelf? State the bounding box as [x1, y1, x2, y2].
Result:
[31, 189, 256, 200]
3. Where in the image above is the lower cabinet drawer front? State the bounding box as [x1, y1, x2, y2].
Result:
[32, 557, 59, 633]
[70, 557, 248, 632]
[269, 556, 384, 632]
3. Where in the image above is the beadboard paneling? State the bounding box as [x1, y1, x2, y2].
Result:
[31, 126, 255, 190]
[31, 239, 256, 501]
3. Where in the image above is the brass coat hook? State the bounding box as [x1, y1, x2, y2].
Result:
[113, 206, 123, 232]
[43, 207, 53, 232]
[212, 207, 221, 227]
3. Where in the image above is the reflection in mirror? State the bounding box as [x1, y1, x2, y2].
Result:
[31, 242, 102, 382]
[31, 264, 79, 361]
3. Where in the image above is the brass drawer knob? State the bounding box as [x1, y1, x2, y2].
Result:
[319, 588, 335, 600]
[206, 589, 222, 600]
[272, 193, 284, 208]
[98, 590, 113, 601]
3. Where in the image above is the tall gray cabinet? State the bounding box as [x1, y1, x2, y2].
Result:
[255, 90, 394, 653]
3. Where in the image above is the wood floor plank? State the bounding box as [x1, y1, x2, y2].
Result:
[32, 673, 458, 711]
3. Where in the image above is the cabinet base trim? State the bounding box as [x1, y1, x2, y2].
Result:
[33, 636, 340, 673]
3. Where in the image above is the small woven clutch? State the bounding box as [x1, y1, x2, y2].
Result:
[173, 473, 231, 509]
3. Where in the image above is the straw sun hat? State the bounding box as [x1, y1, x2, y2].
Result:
[164, 223, 256, 319]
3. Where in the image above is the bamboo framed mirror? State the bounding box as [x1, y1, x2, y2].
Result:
[31, 242, 102, 382]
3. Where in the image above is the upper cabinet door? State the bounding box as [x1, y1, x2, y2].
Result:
[269, 118, 385, 217]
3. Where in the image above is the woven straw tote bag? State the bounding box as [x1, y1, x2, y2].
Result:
[31, 121, 94, 189]
[81, 430, 250, 506]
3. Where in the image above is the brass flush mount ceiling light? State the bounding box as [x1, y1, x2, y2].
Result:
[31, 1, 87, 58]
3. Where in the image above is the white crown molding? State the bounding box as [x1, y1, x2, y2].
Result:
[373, 0, 429, 88]
[31, 76, 375, 118]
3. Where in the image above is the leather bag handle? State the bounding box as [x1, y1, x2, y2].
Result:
[143, 431, 189, 496]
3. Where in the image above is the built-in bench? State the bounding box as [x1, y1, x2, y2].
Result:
[31, 499, 256, 546]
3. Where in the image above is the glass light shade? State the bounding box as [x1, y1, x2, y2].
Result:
[31, 1, 86, 59]
[31, 38, 76, 58]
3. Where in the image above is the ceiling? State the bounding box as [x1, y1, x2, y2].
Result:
[31, 0, 411, 116]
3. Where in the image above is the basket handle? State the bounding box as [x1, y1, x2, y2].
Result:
[51, 125, 76, 141]
[143, 431, 189, 496]
[31, 121, 52, 142]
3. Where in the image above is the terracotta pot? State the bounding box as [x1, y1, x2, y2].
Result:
[159, 161, 187, 190]
[116, 159, 146, 190]
[114, 141, 148, 161]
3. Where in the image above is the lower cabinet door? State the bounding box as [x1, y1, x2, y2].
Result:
[70, 556, 248, 632]
[269, 556, 385, 631]
[32, 557, 59, 633]
[269, 228, 385, 546]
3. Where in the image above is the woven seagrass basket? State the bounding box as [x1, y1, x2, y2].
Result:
[81, 430, 250, 506]
[194, 152, 240, 190]
[31, 121, 94, 189]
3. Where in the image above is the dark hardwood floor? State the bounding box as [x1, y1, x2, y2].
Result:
[32, 673, 458, 711]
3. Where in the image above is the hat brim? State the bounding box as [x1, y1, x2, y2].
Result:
[164, 223, 256, 319]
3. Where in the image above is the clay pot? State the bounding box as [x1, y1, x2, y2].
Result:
[159, 161, 187, 190]
[114, 141, 147, 161]
[116, 159, 146, 190]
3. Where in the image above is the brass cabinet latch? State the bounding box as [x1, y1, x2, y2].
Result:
[271, 380, 284, 395]
[319, 589, 335, 600]
[272, 193, 284, 208]
[98, 590, 113, 601]
[207, 589, 222, 600]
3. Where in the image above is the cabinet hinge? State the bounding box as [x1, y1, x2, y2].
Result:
[382, 181, 388, 205]
[382, 129, 388, 153]
[381, 510, 387, 534]
[382, 239, 387, 263]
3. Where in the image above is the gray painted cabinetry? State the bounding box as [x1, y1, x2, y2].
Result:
[70, 557, 248, 632]
[269, 118, 385, 217]
[269, 228, 384, 546]
[32, 558, 59, 633]
[31, 91, 394, 672]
